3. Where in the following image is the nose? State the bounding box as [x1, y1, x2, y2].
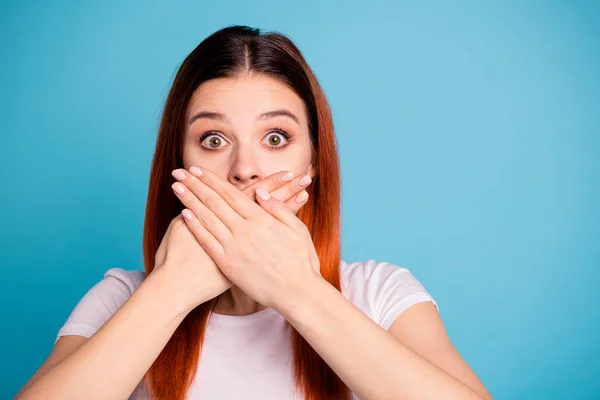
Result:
[228, 147, 261, 189]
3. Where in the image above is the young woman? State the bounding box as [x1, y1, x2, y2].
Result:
[16, 26, 493, 400]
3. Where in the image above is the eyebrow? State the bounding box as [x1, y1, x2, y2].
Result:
[188, 109, 300, 126]
[257, 109, 299, 125]
[188, 111, 229, 125]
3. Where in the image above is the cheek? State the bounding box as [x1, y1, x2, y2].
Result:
[182, 149, 230, 180]
[261, 147, 313, 176]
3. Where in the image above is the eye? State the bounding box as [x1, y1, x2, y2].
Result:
[200, 133, 229, 150]
[263, 129, 291, 148]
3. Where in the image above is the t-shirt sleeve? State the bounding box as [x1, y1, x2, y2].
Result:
[341, 259, 439, 331]
[54, 268, 146, 345]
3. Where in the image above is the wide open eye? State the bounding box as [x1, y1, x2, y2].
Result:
[262, 130, 291, 148]
[200, 133, 229, 150]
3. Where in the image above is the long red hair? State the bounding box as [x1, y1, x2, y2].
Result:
[142, 25, 349, 400]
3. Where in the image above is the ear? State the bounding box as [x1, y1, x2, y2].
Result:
[306, 162, 317, 179]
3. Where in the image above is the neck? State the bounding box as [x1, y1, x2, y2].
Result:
[212, 285, 267, 316]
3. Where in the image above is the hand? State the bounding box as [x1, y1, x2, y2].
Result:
[239, 171, 313, 215]
[152, 214, 232, 314]
[171, 166, 321, 313]
[157, 170, 312, 313]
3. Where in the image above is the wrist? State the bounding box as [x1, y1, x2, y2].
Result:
[144, 266, 195, 319]
[278, 272, 332, 323]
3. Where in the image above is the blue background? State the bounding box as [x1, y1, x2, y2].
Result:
[1, 0, 598, 398]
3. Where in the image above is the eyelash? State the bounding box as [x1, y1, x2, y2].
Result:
[198, 128, 293, 151]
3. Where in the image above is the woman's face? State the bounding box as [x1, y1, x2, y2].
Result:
[182, 74, 316, 192]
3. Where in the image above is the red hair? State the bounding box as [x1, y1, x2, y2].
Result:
[141, 26, 349, 400]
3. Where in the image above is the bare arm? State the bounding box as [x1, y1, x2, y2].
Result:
[282, 275, 492, 400]
[15, 268, 191, 400]
[15, 336, 88, 398]
[388, 302, 493, 399]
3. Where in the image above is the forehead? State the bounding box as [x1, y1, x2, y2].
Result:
[186, 74, 307, 120]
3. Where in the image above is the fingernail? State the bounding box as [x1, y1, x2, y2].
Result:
[189, 166, 203, 177]
[172, 169, 186, 181]
[281, 171, 294, 182]
[298, 175, 312, 187]
[255, 188, 271, 201]
[182, 209, 194, 220]
[172, 182, 185, 195]
[296, 191, 309, 203]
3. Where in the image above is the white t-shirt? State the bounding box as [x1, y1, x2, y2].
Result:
[55, 259, 438, 400]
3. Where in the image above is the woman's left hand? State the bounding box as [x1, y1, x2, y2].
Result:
[171, 165, 323, 312]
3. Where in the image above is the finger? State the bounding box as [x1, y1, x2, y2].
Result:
[242, 173, 312, 213]
[180, 208, 226, 262]
[283, 190, 310, 214]
[171, 181, 232, 244]
[270, 174, 312, 203]
[241, 171, 295, 198]
[187, 166, 262, 219]
[172, 168, 245, 230]
[254, 188, 308, 233]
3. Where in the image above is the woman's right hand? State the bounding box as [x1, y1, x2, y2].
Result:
[151, 170, 313, 314]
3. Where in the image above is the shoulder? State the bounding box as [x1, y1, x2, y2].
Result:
[340, 259, 439, 330]
[101, 267, 146, 292]
[85, 267, 146, 309]
[340, 259, 430, 296]
[54, 268, 146, 344]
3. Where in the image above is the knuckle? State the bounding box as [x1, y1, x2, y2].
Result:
[182, 181, 200, 200]
[202, 193, 219, 210]
[241, 186, 253, 198]
[287, 202, 300, 214]
[269, 176, 282, 190]
[220, 189, 235, 205]
[198, 211, 217, 228]
[286, 182, 298, 196]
